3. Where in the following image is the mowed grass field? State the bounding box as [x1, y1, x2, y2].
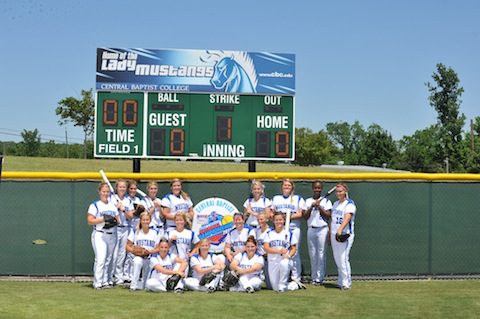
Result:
[1, 155, 360, 173]
[0, 280, 479, 319]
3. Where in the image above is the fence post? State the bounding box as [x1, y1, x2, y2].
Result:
[70, 181, 76, 275]
[0, 156, 3, 184]
[428, 182, 433, 275]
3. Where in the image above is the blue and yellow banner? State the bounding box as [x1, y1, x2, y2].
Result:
[96, 48, 295, 95]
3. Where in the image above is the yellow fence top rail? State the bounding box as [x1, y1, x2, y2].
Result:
[2, 171, 480, 181]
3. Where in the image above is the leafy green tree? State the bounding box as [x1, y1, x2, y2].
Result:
[357, 124, 398, 167]
[55, 89, 95, 159]
[326, 120, 366, 164]
[39, 140, 61, 158]
[426, 63, 466, 171]
[294, 128, 334, 166]
[20, 129, 41, 157]
[397, 125, 443, 172]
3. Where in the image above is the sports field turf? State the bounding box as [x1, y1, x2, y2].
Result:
[0, 280, 479, 319]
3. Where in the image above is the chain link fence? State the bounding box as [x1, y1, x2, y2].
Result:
[1, 177, 479, 278]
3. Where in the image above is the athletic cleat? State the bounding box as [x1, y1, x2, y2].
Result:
[207, 286, 215, 293]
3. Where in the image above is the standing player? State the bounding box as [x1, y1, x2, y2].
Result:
[255, 212, 272, 288]
[224, 212, 256, 264]
[145, 238, 188, 293]
[184, 239, 226, 292]
[330, 183, 356, 290]
[87, 182, 121, 289]
[264, 212, 302, 292]
[126, 212, 160, 291]
[140, 182, 164, 237]
[271, 179, 306, 283]
[243, 180, 272, 227]
[111, 180, 135, 286]
[166, 212, 199, 264]
[161, 179, 194, 231]
[124, 180, 141, 283]
[304, 181, 333, 286]
[228, 236, 264, 293]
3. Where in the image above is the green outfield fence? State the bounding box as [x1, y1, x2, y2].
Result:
[1, 172, 480, 278]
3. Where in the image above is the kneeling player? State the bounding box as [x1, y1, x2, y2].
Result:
[145, 238, 187, 293]
[184, 239, 225, 292]
[227, 235, 264, 293]
[264, 212, 303, 292]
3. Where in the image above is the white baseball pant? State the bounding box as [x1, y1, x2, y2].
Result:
[91, 230, 117, 288]
[307, 226, 329, 283]
[330, 233, 354, 289]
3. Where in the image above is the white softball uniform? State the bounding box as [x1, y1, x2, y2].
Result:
[111, 195, 134, 284]
[330, 199, 356, 289]
[140, 196, 164, 237]
[229, 252, 264, 292]
[184, 253, 226, 291]
[264, 229, 299, 292]
[166, 228, 199, 261]
[145, 253, 185, 292]
[243, 196, 272, 227]
[124, 195, 141, 282]
[255, 226, 272, 288]
[161, 193, 193, 230]
[128, 228, 160, 290]
[225, 226, 256, 263]
[305, 197, 333, 284]
[271, 194, 306, 280]
[88, 199, 119, 289]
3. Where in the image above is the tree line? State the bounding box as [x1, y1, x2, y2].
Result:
[2, 63, 478, 172]
[295, 63, 480, 173]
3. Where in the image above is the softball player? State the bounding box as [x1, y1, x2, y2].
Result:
[145, 238, 188, 293]
[126, 212, 160, 291]
[255, 212, 272, 288]
[271, 179, 306, 282]
[264, 212, 301, 292]
[123, 180, 141, 283]
[184, 238, 226, 292]
[111, 180, 135, 286]
[304, 181, 333, 285]
[224, 212, 256, 264]
[87, 182, 120, 289]
[330, 183, 356, 290]
[228, 236, 264, 293]
[243, 180, 272, 227]
[161, 179, 194, 231]
[140, 181, 164, 237]
[166, 212, 199, 262]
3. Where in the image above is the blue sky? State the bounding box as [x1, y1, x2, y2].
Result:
[1, 0, 479, 143]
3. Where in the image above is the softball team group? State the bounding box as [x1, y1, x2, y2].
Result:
[87, 179, 356, 293]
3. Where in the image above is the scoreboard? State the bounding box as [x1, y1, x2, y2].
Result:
[94, 92, 294, 161]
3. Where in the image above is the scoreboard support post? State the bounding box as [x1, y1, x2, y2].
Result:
[248, 160, 256, 173]
[133, 158, 141, 173]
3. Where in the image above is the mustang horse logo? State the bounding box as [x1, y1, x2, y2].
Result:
[201, 51, 258, 93]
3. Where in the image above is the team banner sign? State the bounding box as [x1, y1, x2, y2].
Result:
[96, 48, 295, 95]
[192, 197, 237, 253]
